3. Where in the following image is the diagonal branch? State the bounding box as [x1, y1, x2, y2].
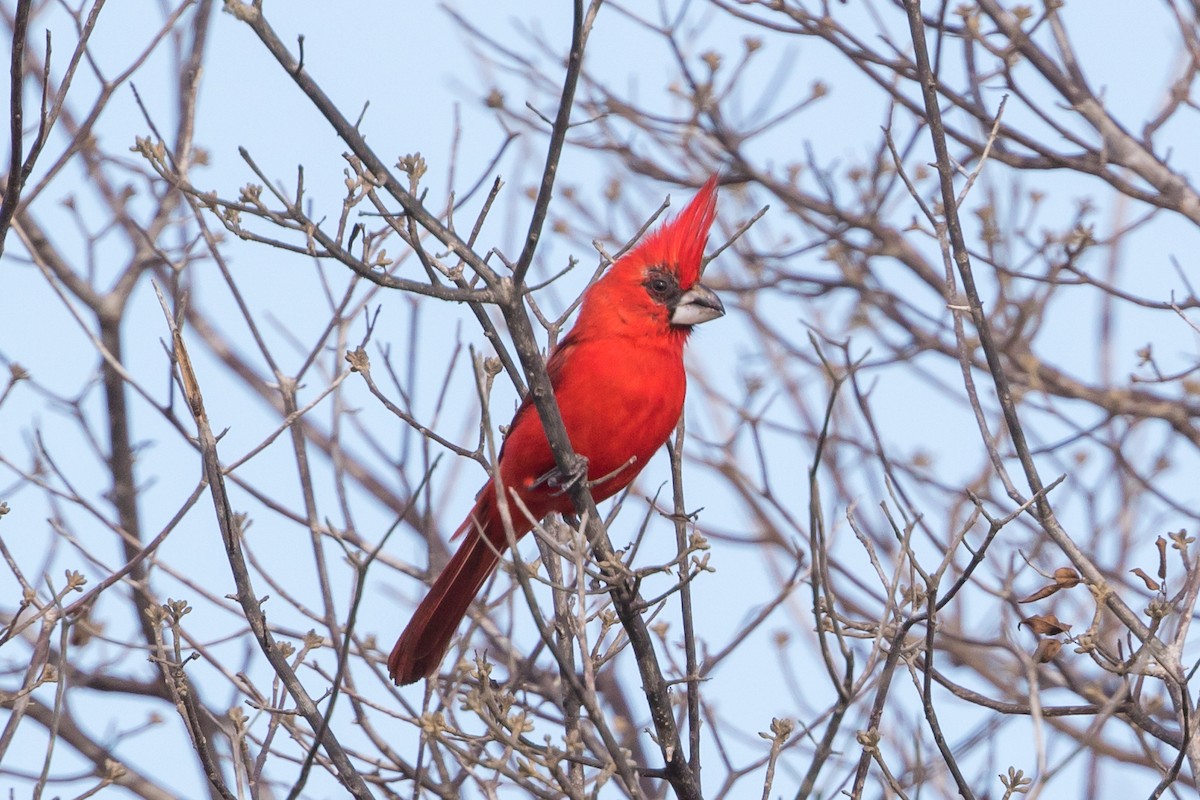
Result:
[156, 286, 376, 800]
[0, 0, 33, 259]
[511, 0, 595, 287]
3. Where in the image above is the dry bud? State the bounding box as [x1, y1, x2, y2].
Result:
[102, 759, 128, 782]
[345, 347, 370, 373]
[1000, 766, 1032, 792]
[856, 728, 881, 750]
[1146, 598, 1170, 620]
[396, 153, 427, 181]
[1169, 529, 1194, 552]
[759, 717, 794, 742]
[229, 706, 249, 732]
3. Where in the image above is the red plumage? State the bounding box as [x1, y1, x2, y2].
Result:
[388, 177, 723, 685]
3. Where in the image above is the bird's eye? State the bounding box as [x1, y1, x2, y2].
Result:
[643, 270, 678, 303]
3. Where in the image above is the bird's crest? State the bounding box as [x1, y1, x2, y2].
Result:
[628, 176, 718, 289]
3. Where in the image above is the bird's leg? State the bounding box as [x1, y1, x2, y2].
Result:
[530, 454, 590, 496]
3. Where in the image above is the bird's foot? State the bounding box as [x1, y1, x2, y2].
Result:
[530, 455, 590, 496]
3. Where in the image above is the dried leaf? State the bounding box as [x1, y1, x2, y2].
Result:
[1019, 613, 1071, 636]
[1034, 638, 1063, 663]
[1053, 567, 1081, 588]
[1017, 584, 1061, 604]
[1156, 536, 1168, 581]
[1130, 568, 1161, 592]
[1019, 568, 1083, 603]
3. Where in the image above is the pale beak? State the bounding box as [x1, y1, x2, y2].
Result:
[670, 282, 725, 326]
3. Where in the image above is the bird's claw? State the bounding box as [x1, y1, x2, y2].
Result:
[531, 455, 590, 496]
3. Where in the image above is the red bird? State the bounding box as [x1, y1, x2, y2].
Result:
[389, 177, 724, 685]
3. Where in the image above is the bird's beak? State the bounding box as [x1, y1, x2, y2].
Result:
[670, 282, 725, 326]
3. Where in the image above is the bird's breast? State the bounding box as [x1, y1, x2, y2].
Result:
[553, 337, 687, 500]
[496, 333, 690, 518]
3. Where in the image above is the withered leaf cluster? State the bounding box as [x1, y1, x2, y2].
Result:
[1017, 568, 1081, 663]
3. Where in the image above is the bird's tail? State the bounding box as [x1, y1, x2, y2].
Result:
[388, 485, 524, 685]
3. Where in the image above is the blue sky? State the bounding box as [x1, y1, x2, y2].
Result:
[3, 2, 1199, 797]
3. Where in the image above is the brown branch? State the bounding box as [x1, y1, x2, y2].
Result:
[497, 296, 702, 800]
[1, 695, 176, 800]
[156, 288, 376, 800]
[511, 0, 595, 287]
[224, 2, 501, 288]
[668, 419, 702, 774]
[0, 0, 32, 258]
[902, 0, 1163, 658]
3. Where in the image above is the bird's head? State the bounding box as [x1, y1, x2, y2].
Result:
[576, 176, 726, 340]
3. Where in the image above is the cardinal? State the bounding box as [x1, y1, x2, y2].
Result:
[388, 177, 724, 685]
